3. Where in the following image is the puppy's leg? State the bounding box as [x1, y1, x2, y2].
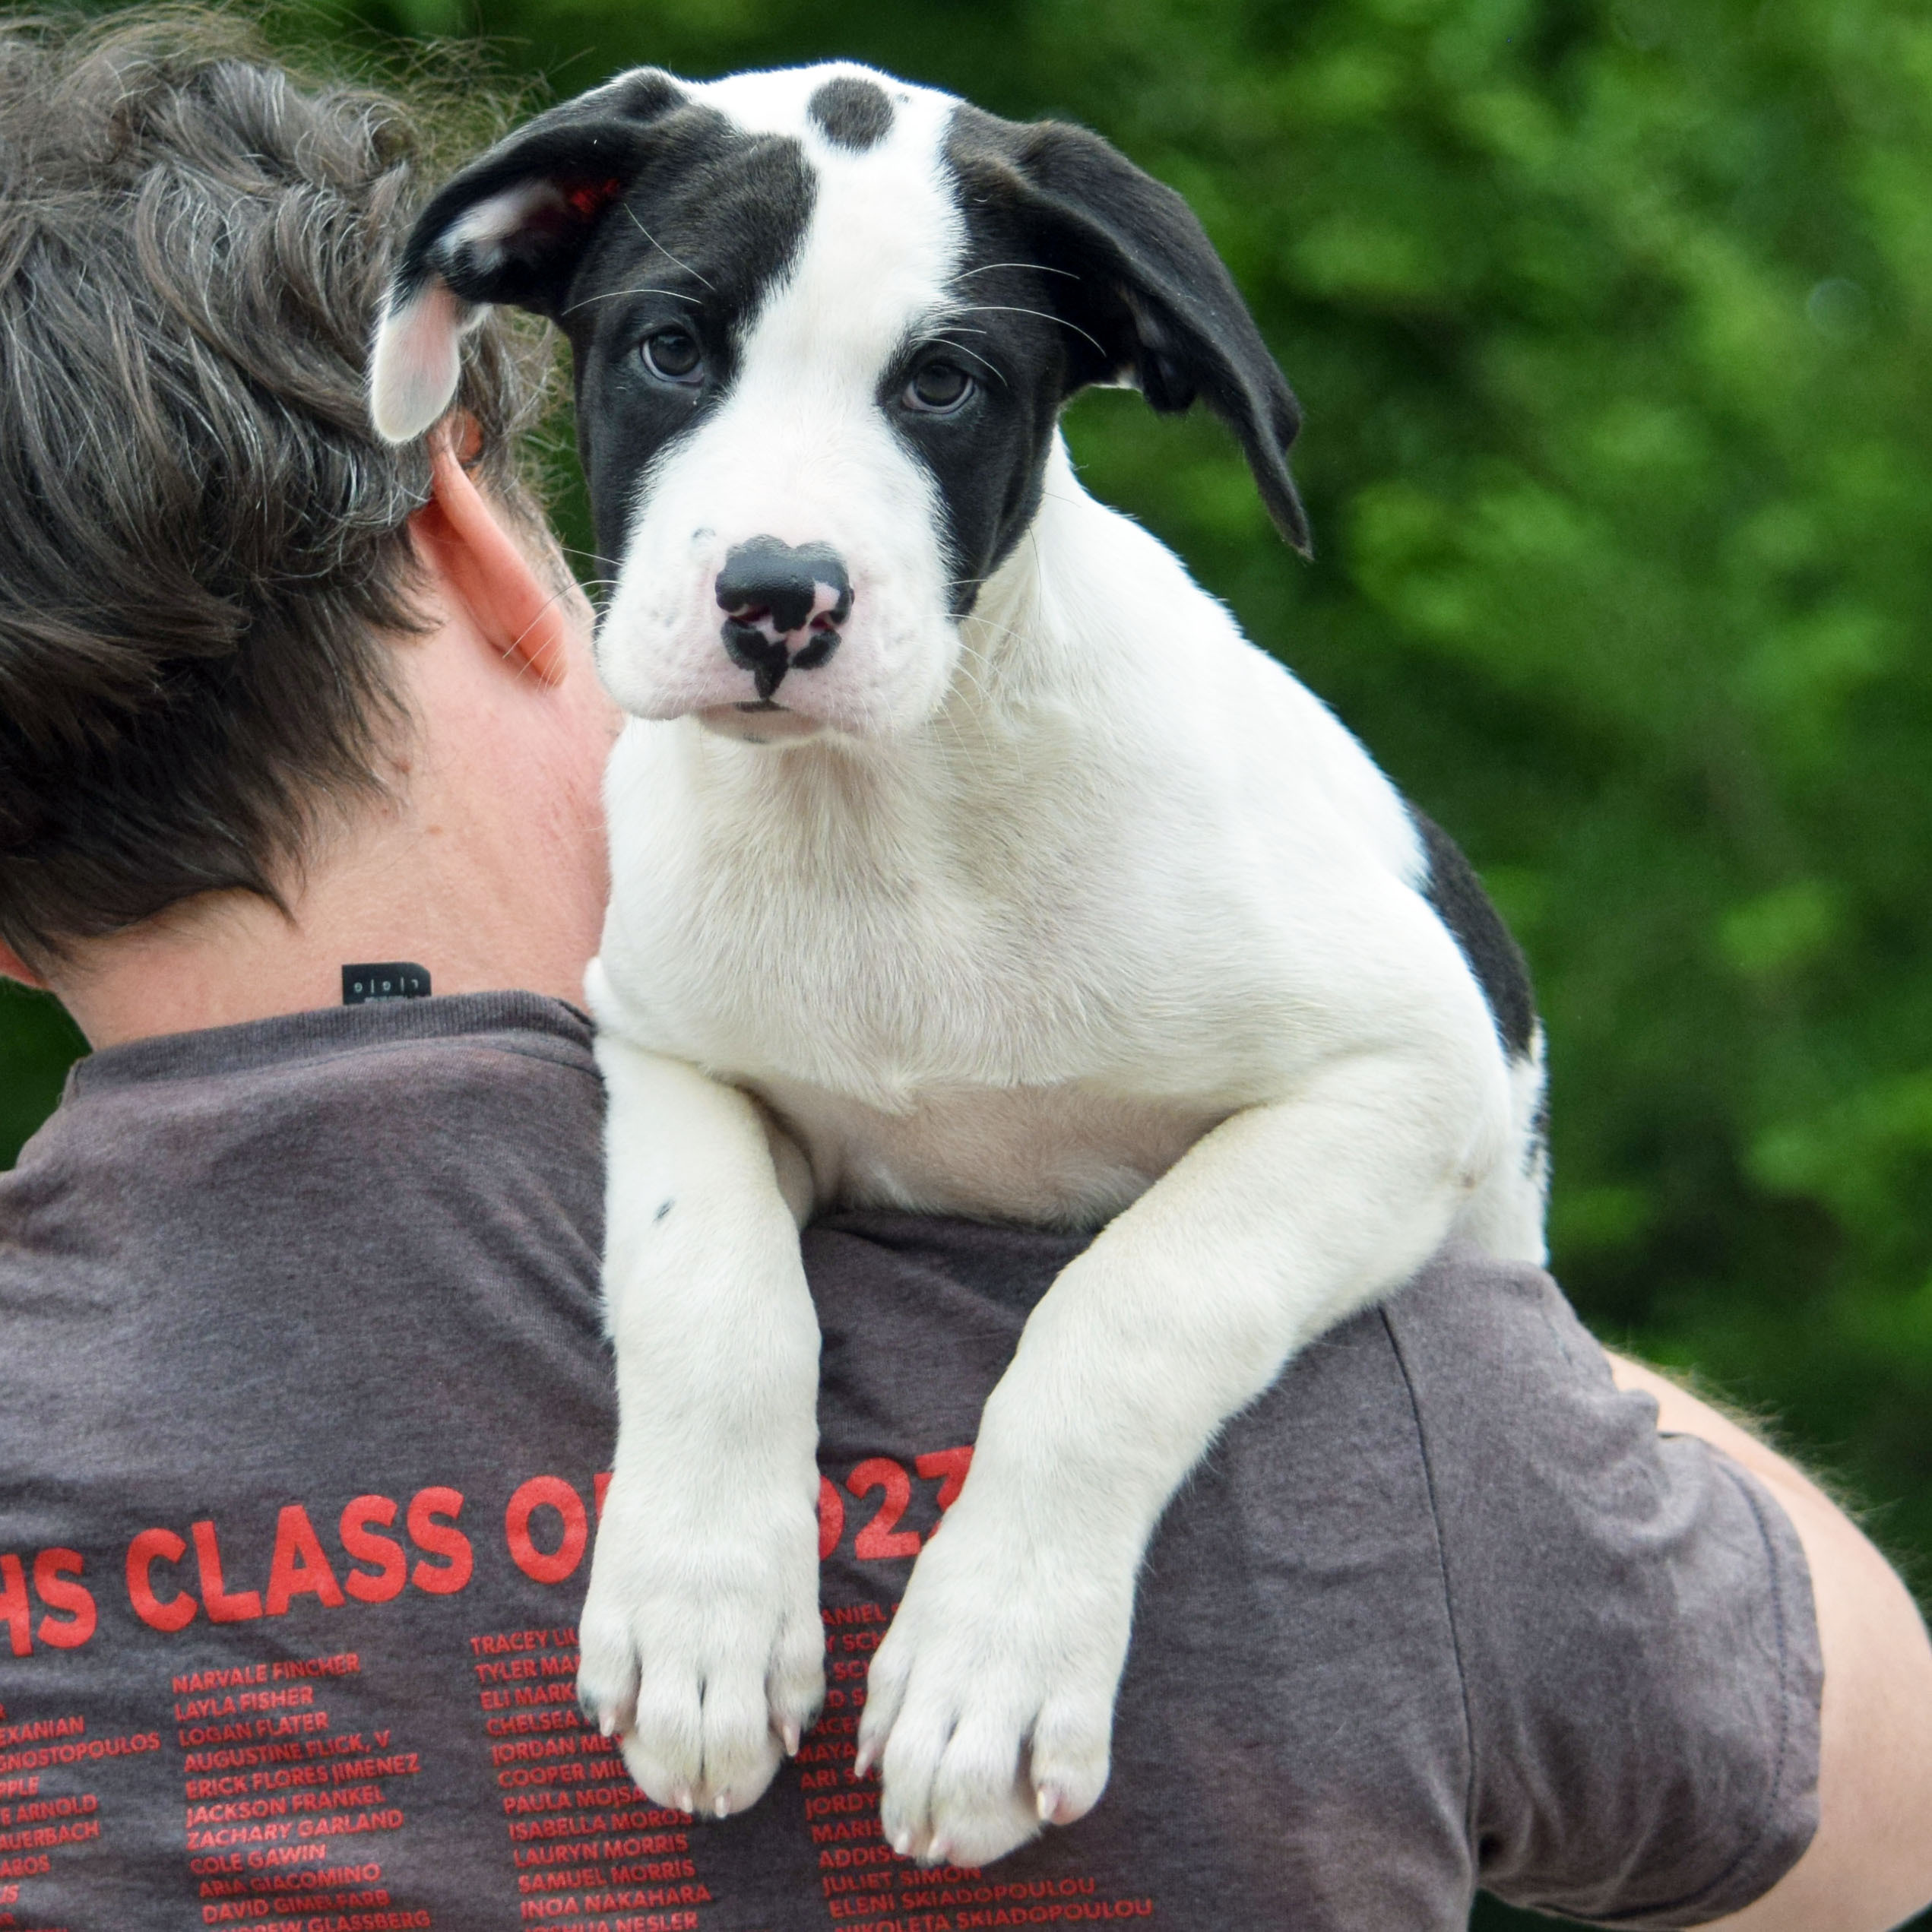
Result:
[577, 1031, 825, 1818]
[859, 1046, 1506, 1867]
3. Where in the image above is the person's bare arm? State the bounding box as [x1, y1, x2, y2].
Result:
[1605, 1354, 1932, 1931]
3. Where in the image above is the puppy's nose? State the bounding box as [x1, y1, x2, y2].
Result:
[715, 537, 852, 701]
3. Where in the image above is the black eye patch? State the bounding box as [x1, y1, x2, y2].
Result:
[563, 127, 819, 578]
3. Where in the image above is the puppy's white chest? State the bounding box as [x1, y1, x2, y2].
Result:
[599, 711, 1319, 1111]
[752, 1074, 1230, 1226]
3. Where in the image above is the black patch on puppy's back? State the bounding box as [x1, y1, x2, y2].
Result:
[809, 77, 894, 151]
[1409, 807, 1537, 1059]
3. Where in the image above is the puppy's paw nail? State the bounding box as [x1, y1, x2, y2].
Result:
[714, 1795, 731, 1820]
[891, 1831, 914, 1859]
[852, 1745, 874, 1780]
[781, 1722, 800, 1757]
[928, 1838, 951, 1867]
[676, 1790, 694, 1816]
[1035, 1778, 1092, 1827]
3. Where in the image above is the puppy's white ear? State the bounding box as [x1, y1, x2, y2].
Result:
[372, 279, 477, 444]
[367, 68, 688, 446]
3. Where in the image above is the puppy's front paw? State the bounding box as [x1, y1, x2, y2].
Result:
[855, 1501, 1130, 1868]
[576, 1465, 823, 1819]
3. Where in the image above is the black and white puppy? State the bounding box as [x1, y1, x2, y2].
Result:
[372, 62, 1547, 1870]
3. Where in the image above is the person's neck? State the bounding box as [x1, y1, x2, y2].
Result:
[44, 624, 613, 1050]
[56, 823, 583, 1050]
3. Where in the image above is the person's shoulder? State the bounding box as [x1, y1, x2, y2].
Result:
[1221, 1240, 1630, 1513]
[1381, 1244, 1823, 1928]
[1376, 1238, 1712, 1534]
[1382, 1237, 1611, 1405]
[1374, 1237, 1797, 1677]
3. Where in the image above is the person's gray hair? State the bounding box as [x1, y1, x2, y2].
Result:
[0, 8, 558, 962]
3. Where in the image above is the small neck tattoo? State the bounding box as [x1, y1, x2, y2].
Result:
[342, 961, 432, 1006]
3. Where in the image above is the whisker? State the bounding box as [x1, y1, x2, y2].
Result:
[561, 284, 701, 314]
[955, 261, 1081, 282]
[945, 628, 1004, 708]
[950, 303, 1107, 359]
[960, 622, 1026, 660]
[942, 340, 1008, 388]
[503, 580, 595, 683]
[625, 205, 715, 291]
[961, 605, 1034, 643]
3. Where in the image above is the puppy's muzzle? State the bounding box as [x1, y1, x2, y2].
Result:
[716, 538, 854, 703]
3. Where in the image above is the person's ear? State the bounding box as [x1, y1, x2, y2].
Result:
[408, 424, 572, 687]
[0, 938, 47, 989]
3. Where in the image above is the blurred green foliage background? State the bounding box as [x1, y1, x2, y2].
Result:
[3, 0, 1928, 1920]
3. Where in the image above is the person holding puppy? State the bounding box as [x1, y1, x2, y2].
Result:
[0, 14, 1927, 1930]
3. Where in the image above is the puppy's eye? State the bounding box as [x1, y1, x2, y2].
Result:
[641, 328, 705, 384]
[902, 360, 974, 414]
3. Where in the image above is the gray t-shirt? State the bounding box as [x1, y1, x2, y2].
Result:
[0, 993, 1820, 1930]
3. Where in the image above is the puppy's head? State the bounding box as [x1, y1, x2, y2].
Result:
[372, 64, 1307, 744]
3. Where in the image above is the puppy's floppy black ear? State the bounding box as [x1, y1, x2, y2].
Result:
[370, 68, 686, 445]
[952, 108, 1310, 554]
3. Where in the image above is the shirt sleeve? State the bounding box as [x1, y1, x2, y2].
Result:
[1382, 1246, 1823, 1927]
